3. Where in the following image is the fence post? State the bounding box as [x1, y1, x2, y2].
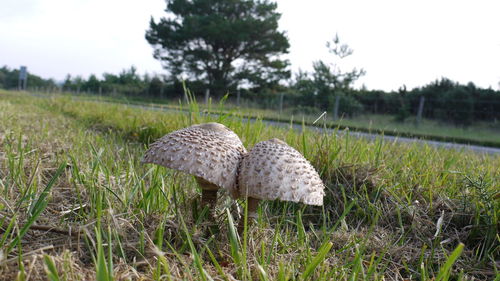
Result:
[333, 94, 340, 121]
[416, 96, 425, 126]
[205, 89, 210, 104]
[237, 89, 241, 107]
[279, 92, 284, 115]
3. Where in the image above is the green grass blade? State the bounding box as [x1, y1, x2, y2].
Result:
[28, 162, 66, 215]
[205, 245, 230, 281]
[256, 263, 269, 281]
[436, 243, 464, 281]
[179, 212, 212, 281]
[226, 209, 241, 267]
[107, 226, 114, 281]
[8, 162, 66, 252]
[95, 228, 111, 281]
[0, 215, 17, 247]
[300, 241, 333, 280]
[43, 255, 61, 281]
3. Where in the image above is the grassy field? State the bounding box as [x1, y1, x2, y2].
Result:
[0, 90, 499, 280]
[49, 91, 500, 148]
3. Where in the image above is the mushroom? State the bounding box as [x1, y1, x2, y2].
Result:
[237, 138, 325, 231]
[142, 122, 247, 215]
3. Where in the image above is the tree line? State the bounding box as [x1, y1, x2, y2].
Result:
[60, 66, 172, 98]
[353, 79, 500, 125]
[3, 62, 498, 126]
[2, 0, 499, 126]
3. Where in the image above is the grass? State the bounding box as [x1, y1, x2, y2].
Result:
[0, 89, 499, 280]
[36, 89, 500, 148]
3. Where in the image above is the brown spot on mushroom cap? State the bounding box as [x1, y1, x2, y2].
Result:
[238, 139, 325, 205]
[142, 123, 247, 198]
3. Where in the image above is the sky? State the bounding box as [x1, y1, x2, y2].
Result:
[1, 0, 499, 91]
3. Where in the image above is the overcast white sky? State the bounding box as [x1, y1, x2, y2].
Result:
[1, 0, 499, 91]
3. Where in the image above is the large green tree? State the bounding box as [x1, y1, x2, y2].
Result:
[145, 0, 290, 97]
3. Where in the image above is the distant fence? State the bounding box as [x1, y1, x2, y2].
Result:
[223, 91, 500, 126]
[24, 86, 500, 126]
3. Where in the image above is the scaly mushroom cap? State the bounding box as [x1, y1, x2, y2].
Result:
[142, 123, 247, 197]
[238, 138, 325, 205]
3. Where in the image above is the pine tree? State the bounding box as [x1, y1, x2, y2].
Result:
[145, 0, 290, 97]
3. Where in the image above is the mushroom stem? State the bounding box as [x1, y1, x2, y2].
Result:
[238, 197, 260, 234]
[200, 189, 218, 209]
[196, 177, 219, 218]
[247, 197, 260, 219]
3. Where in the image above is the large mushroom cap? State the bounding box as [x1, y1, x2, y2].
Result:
[238, 138, 325, 205]
[142, 123, 247, 196]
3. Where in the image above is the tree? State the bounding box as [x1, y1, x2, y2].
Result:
[293, 35, 365, 112]
[84, 74, 101, 92]
[313, 35, 365, 108]
[145, 0, 290, 97]
[148, 75, 166, 97]
[62, 74, 73, 91]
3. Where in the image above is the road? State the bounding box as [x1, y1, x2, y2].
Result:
[258, 119, 500, 155]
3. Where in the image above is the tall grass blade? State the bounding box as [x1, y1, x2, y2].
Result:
[256, 263, 269, 281]
[300, 241, 333, 280]
[43, 254, 61, 281]
[95, 227, 112, 281]
[205, 245, 230, 281]
[179, 212, 212, 281]
[226, 209, 241, 271]
[0, 215, 17, 247]
[8, 162, 66, 252]
[107, 226, 114, 281]
[436, 243, 464, 281]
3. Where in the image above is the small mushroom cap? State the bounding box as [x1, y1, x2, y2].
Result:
[238, 138, 325, 205]
[142, 123, 247, 197]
